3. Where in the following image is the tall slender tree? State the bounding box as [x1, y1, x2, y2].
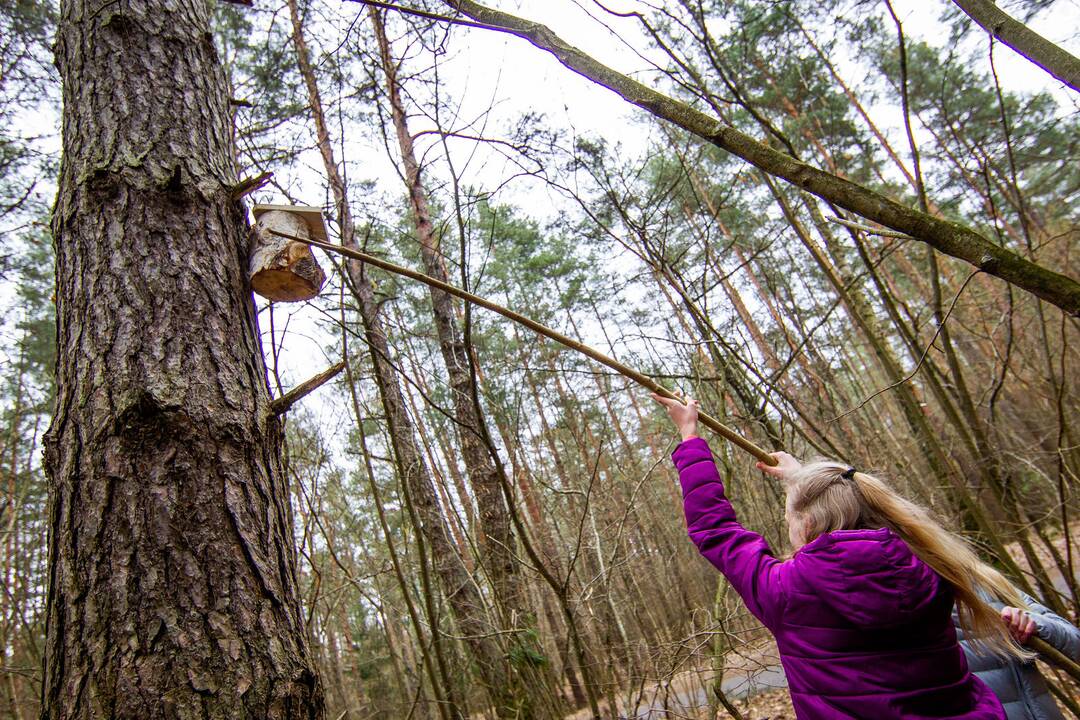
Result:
[368, 8, 559, 718]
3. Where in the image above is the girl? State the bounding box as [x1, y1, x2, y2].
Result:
[653, 394, 1027, 719]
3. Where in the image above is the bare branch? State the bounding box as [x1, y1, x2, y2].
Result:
[827, 216, 914, 240]
[952, 0, 1080, 93]
[829, 271, 981, 422]
[430, 0, 1080, 316]
[269, 228, 778, 464]
[229, 171, 274, 200]
[270, 360, 346, 415]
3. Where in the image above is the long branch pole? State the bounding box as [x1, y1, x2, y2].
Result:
[315, 226, 1080, 681]
[268, 229, 777, 465]
[1031, 636, 1080, 686]
[336, 0, 1080, 316]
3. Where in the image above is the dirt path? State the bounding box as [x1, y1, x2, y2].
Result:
[566, 639, 788, 719]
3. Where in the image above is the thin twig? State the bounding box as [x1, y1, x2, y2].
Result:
[270, 360, 346, 415]
[343, 0, 516, 34]
[230, 171, 274, 200]
[826, 215, 914, 240]
[829, 270, 981, 422]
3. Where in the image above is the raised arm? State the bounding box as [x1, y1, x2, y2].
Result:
[652, 395, 786, 626]
[674, 437, 787, 625]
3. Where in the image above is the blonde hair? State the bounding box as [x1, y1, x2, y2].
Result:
[786, 460, 1031, 660]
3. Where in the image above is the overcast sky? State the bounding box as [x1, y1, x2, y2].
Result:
[251, 0, 1080, 407]
[5, 0, 1078, 441]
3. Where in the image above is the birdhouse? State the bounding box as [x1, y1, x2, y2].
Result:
[249, 204, 329, 302]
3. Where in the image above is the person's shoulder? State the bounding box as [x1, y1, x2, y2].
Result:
[795, 526, 896, 554]
[790, 528, 913, 580]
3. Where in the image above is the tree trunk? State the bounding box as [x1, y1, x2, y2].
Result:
[43, 1, 323, 717]
[284, 4, 518, 715]
[369, 6, 524, 622]
[369, 10, 551, 718]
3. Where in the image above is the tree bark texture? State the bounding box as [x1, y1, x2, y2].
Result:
[434, 0, 1080, 317]
[44, 2, 324, 717]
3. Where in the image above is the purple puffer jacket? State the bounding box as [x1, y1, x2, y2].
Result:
[674, 437, 1005, 719]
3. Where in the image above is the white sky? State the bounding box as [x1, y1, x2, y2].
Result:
[255, 0, 1080, 418]
[4, 0, 1079, 440]
[273, 0, 1080, 236]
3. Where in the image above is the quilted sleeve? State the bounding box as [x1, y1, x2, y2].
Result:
[1023, 593, 1080, 662]
[673, 436, 785, 627]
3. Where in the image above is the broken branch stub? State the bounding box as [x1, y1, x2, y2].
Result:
[249, 205, 327, 302]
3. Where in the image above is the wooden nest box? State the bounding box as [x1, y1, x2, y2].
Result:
[249, 204, 328, 302]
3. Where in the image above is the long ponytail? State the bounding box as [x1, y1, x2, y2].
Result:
[788, 462, 1032, 660]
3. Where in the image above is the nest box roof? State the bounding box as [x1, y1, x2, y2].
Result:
[252, 204, 329, 242]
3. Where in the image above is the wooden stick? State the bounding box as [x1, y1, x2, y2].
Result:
[270, 360, 347, 415]
[267, 229, 778, 465]
[273, 239, 1080, 685]
[1032, 636, 1080, 686]
[230, 171, 274, 200]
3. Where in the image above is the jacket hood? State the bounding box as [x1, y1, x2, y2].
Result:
[792, 527, 942, 628]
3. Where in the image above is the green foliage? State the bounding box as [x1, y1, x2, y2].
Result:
[875, 37, 1079, 228]
[0, 221, 54, 719]
[8, 223, 56, 395]
[212, 3, 306, 174]
[481, 200, 592, 313]
[0, 0, 59, 230]
[508, 629, 548, 669]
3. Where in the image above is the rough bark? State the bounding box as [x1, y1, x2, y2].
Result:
[43, 1, 324, 718]
[951, 0, 1080, 93]
[432, 0, 1080, 316]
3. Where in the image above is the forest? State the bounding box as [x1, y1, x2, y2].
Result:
[1, 0, 1079, 718]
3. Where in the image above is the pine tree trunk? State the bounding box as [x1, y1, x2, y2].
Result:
[369, 7, 524, 626]
[284, 5, 515, 715]
[369, 10, 552, 718]
[42, 1, 324, 717]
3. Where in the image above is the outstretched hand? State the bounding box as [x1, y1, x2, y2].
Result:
[650, 393, 699, 441]
[756, 452, 803, 484]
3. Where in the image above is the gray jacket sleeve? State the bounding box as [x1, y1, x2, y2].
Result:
[1023, 592, 1080, 662]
